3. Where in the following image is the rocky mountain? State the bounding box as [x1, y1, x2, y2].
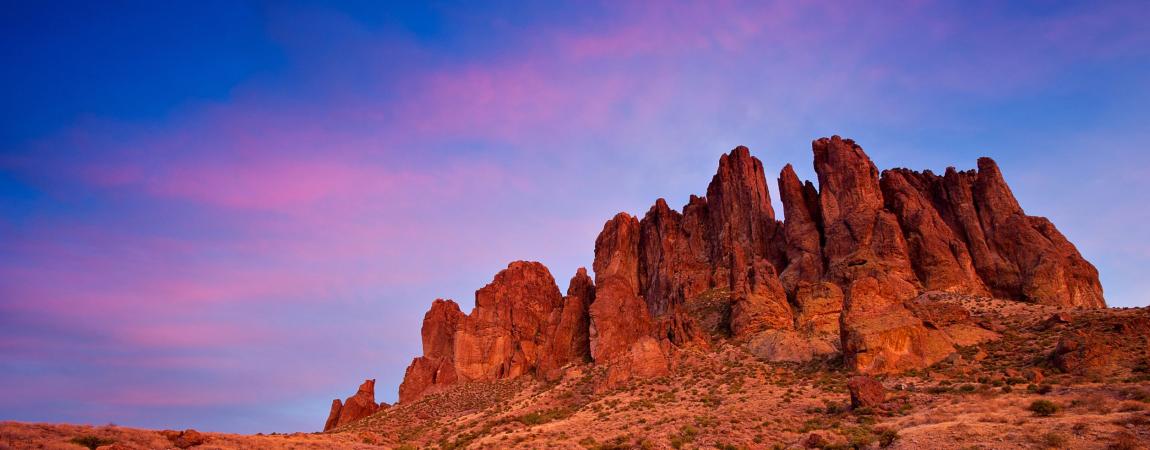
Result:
[319, 137, 1120, 447]
[0, 137, 1137, 450]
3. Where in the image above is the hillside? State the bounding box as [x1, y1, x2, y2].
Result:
[331, 295, 1149, 449]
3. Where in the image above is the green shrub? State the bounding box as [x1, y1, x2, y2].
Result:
[1029, 399, 1060, 417]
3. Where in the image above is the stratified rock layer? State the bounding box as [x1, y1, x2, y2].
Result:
[373, 136, 1105, 423]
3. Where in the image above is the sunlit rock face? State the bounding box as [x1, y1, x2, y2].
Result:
[379, 136, 1106, 419]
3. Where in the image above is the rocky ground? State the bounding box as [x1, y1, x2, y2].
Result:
[343, 295, 1149, 449]
[330, 298, 1150, 449]
[11, 296, 1141, 450]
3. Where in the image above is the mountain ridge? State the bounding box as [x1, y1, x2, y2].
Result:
[314, 136, 1128, 449]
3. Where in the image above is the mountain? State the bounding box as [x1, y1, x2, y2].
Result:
[369, 136, 1104, 409]
[309, 137, 1148, 449]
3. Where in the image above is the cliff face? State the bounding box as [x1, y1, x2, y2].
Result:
[333, 136, 1104, 422]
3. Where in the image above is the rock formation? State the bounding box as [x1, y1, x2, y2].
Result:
[541, 267, 594, 379]
[396, 299, 463, 404]
[881, 159, 1104, 307]
[453, 261, 564, 381]
[335, 136, 1107, 429]
[323, 379, 380, 431]
[1052, 330, 1115, 376]
[396, 261, 599, 404]
[847, 375, 885, 408]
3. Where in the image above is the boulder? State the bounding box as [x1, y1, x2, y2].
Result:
[1052, 330, 1115, 376]
[161, 429, 208, 449]
[847, 375, 885, 408]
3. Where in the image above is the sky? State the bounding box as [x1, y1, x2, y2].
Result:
[2, 0, 1149, 434]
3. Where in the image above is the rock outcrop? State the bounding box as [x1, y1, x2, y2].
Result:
[811, 136, 953, 373]
[323, 379, 380, 431]
[1052, 330, 1115, 376]
[881, 169, 987, 295]
[704, 147, 792, 336]
[360, 136, 1106, 428]
[397, 299, 463, 404]
[847, 376, 885, 408]
[881, 160, 1104, 307]
[453, 261, 564, 381]
[397, 262, 587, 403]
[541, 268, 595, 379]
[590, 213, 654, 362]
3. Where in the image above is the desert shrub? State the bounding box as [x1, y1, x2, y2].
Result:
[840, 425, 897, 448]
[1041, 432, 1068, 448]
[1109, 431, 1142, 450]
[518, 412, 546, 425]
[957, 384, 977, 393]
[823, 400, 846, 415]
[927, 385, 951, 394]
[876, 427, 899, 447]
[669, 425, 698, 449]
[517, 407, 571, 426]
[1037, 384, 1054, 395]
[1029, 400, 1061, 417]
[70, 436, 115, 450]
